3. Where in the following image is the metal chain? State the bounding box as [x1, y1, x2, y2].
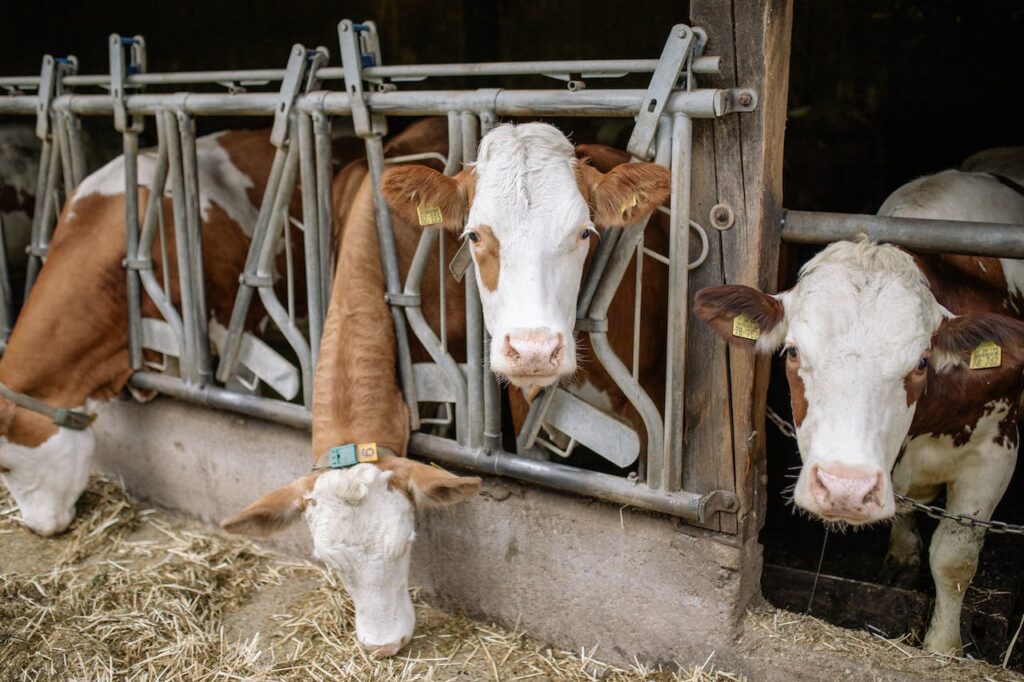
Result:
[764, 407, 1024, 536]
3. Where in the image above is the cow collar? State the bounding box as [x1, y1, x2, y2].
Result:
[0, 382, 96, 430]
[312, 442, 398, 471]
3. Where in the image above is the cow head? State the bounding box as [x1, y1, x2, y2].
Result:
[0, 404, 95, 536]
[380, 122, 670, 388]
[695, 240, 1024, 525]
[221, 457, 480, 656]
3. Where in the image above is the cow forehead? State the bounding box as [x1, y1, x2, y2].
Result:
[786, 243, 941, 370]
[308, 466, 414, 554]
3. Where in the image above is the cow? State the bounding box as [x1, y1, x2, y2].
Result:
[694, 157, 1024, 653]
[0, 129, 317, 537]
[221, 118, 672, 656]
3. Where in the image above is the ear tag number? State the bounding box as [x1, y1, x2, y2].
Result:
[417, 204, 443, 226]
[969, 340, 1002, 370]
[619, 193, 639, 216]
[327, 442, 379, 469]
[732, 313, 761, 341]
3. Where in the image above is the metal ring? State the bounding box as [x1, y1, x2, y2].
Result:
[687, 220, 709, 270]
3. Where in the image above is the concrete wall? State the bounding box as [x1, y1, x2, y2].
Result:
[93, 395, 757, 667]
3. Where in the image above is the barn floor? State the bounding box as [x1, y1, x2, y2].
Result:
[0, 477, 1021, 681]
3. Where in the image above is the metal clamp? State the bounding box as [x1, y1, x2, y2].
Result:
[35, 55, 77, 140]
[109, 34, 146, 133]
[338, 19, 387, 138]
[574, 317, 609, 333]
[697, 489, 739, 524]
[122, 257, 153, 271]
[270, 44, 311, 148]
[384, 292, 422, 307]
[627, 24, 695, 160]
[239, 272, 274, 288]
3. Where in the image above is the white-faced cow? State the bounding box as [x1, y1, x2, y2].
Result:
[0, 129, 300, 536]
[695, 158, 1024, 653]
[222, 119, 671, 655]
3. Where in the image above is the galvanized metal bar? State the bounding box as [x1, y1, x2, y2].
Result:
[0, 55, 721, 91]
[782, 210, 1024, 259]
[658, 113, 693, 493]
[53, 110, 75, 198]
[460, 112, 484, 449]
[252, 140, 313, 405]
[61, 111, 87, 186]
[176, 110, 212, 384]
[215, 144, 289, 384]
[297, 113, 324, 365]
[404, 228, 469, 443]
[122, 129, 146, 371]
[576, 228, 622, 315]
[129, 372, 311, 429]
[409, 433, 711, 522]
[627, 25, 694, 160]
[364, 135, 420, 430]
[312, 110, 334, 316]
[0, 215, 12, 346]
[133, 114, 186, 360]
[162, 110, 200, 383]
[24, 135, 61, 294]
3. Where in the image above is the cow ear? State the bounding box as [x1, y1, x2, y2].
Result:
[931, 313, 1024, 373]
[577, 161, 671, 227]
[377, 456, 481, 509]
[694, 284, 787, 352]
[220, 473, 320, 537]
[379, 165, 475, 233]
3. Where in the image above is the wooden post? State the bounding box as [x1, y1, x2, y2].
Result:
[686, 0, 793, 542]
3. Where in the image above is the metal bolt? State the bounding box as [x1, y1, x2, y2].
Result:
[678, 28, 689, 39]
[710, 203, 735, 230]
[738, 92, 753, 107]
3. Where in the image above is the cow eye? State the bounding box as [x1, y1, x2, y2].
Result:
[464, 230, 480, 244]
[916, 356, 928, 371]
[579, 227, 596, 241]
[784, 346, 799, 360]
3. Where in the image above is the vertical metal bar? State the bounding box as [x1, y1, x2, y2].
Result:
[163, 110, 198, 383]
[177, 111, 211, 384]
[460, 112, 484, 449]
[478, 112, 502, 451]
[54, 111, 75, 198]
[632, 233, 644, 379]
[24, 137, 60, 295]
[659, 113, 692, 492]
[298, 112, 324, 364]
[364, 134, 420, 430]
[0, 215, 12, 344]
[312, 111, 334, 317]
[215, 145, 289, 383]
[63, 112, 87, 186]
[122, 130, 144, 371]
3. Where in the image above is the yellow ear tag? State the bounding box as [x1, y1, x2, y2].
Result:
[416, 205, 443, 226]
[969, 340, 1002, 370]
[732, 313, 761, 341]
[356, 442, 379, 463]
[619, 193, 639, 216]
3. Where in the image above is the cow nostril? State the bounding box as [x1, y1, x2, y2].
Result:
[503, 334, 519, 361]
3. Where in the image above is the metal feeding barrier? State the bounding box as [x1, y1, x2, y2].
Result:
[6, 19, 1016, 529]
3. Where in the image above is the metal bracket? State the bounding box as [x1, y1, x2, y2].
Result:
[626, 24, 695, 160]
[122, 257, 153, 271]
[697, 490, 739, 524]
[35, 55, 77, 140]
[384, 292, 422, 307]
[338, 19, 387, 138]
[238, 272, 274, 288]
[109, 34, 146, 133]
[448, 241, 472, 282]
[574, 317, 609, 333]
[269, 44, 311, 148]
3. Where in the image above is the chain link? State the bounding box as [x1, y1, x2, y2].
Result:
[764, 407, 1024, 536]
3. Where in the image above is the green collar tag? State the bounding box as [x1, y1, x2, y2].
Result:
[320, 442, 380, 470]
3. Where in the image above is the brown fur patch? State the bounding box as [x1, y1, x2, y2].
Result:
[470, 226, 501, 291]
[377, 455, 481, 508]
[693, 285, 785, 350]
[221, 473, 321, 537]
[785, 360, 809, 427]
[904, 369, 928, 407]
[379, 165, 476, 233]
[576, 160, 671, 227]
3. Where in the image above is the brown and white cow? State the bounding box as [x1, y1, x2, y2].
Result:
[222, 119, 671, 655]
[695, 158, 1024, 653]
[0, 129, 293, 536]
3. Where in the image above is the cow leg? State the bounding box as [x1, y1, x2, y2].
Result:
[880, 511, 923, 588]
[922, 444, 1016, 653]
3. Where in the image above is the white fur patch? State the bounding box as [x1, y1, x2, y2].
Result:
[68, 131, 258, 235]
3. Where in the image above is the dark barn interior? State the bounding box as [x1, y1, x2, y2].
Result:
[3, 0, 1023, 667]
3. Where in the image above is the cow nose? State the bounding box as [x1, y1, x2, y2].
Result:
[361, 634, 411, 658]
[808, 462, 885, 521]
[503, 329, 564, 371]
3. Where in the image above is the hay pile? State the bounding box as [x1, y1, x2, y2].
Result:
[0, 477, 739, 681]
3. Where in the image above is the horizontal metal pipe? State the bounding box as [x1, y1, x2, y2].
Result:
[0, 55, 720, 90]
[11, 88, 738, 119]
[408, 433, 705, 521]
[129, 372, 311, 429]
[782, 210, 1024, 259]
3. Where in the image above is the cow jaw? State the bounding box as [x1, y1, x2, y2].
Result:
[785, 242, 944, 525]
[304, 465, 416, 656]
[0, 426, 95, 536]
[468, 124, 591, 388]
